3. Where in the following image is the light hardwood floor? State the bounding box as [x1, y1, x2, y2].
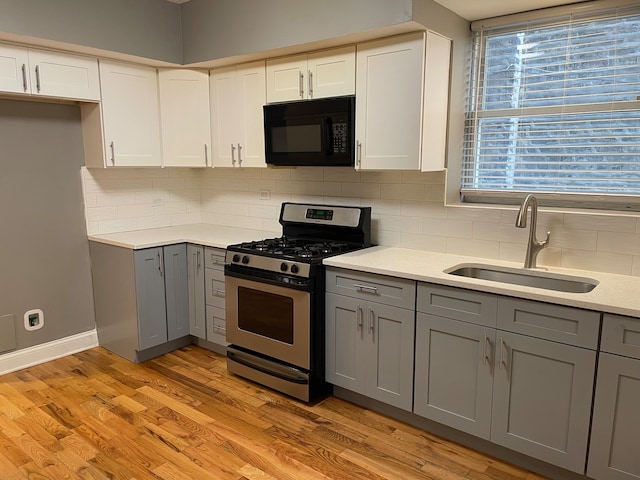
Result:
[0, 346, 549, 480]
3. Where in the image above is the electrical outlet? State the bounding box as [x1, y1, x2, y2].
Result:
[152, 196, 164, 206]
[259, 190, 271, 200]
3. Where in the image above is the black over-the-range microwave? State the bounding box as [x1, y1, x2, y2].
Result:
[263, 95, 355, 167]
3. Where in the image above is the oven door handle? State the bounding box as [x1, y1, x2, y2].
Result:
[227, 349, 309, 385]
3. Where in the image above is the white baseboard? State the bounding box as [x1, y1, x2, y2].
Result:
[0, 329, 99, 376]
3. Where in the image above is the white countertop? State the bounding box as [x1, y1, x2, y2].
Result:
[88, 226, 640, 318]
[88, 224, 273, 250]
[323, 246, 640, 318]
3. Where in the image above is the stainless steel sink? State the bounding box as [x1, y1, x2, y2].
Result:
[445, 264, 598, 293]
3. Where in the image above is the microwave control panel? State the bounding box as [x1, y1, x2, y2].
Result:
[332, 122, 348, 154]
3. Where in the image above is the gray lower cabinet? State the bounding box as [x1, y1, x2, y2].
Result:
[325, 268, 416, 411]
[414, 312, 495, 439]
[187, 244, 206, 340]
[588, 314, 640, 480]
[90, 241, 190, 362]
[204, 247, 228, 347]
[413, 282, 598, 474]
[491, 330, 595, 473]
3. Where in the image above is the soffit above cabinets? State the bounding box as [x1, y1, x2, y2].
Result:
[432, 0, 587, 21]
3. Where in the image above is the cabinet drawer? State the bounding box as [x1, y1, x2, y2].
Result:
[601, 314, 640, 359]
[205, 267, 226, 308]
[206, 305, 228, 346]
[326, 268, 415, 309]
[204, 247, 226, 270]
[497, 297, 600, 349]
[417, 283, 497, 328]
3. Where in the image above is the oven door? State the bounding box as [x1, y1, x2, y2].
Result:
[225, 275, 311, 370]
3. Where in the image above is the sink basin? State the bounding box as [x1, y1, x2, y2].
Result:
[445, 264, 598, 293]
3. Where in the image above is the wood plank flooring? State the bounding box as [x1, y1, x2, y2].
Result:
[0, 346, 550, 480]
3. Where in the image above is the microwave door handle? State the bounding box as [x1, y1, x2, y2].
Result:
[324, 117, 334, 155]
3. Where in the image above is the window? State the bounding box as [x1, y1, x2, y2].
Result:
[462, 4, 640, 208]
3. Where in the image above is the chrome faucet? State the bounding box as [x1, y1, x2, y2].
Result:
[515, 194, 550, 269]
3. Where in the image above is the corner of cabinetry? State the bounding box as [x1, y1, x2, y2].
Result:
[79, 102, 106, 168]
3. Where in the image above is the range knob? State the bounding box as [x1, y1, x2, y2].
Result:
[232, 254, 241, 263]
[241, 255, 250, 265]
[280, 262, 288, 272]
[290, 264, 299, 274]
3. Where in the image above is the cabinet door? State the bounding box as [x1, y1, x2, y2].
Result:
[28, 50, 100, 101]
[210, 66, 241, 167]
[366, 302, 415, 411]
[414, 313, 494, 439]
[236, 61, 267, 168]
[325, 293, 366, 394]
[164, 244, 189, 342]
[99, 60, 162, 167]
[266, 54, 307, 102]
[588, 353, 640, 480]
[307, 46, 355, 99]
[491, 331, 596, 473]
[159, 69, 211, 167]
[187, 244, 206, 340]
[134, 248, 167, 350]
[356, 32, 424, 170]
[0, 44, 29, 94]
[421, 32, 450, 172]
[206, 305, 228, 347]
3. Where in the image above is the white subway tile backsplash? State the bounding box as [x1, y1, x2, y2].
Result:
[561, 249, 633, 275]
[380, 183, 424, 201]
[446, 237, 500, 259]
[597, 231, 640, 256]
[80, 166, 640, 276]
[564, 212, 637, 233]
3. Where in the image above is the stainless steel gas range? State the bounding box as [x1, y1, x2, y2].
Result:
[224, 202, 372, 402]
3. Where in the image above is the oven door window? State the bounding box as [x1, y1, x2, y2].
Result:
[238, 286, 294, 344]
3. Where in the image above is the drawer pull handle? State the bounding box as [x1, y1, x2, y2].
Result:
[354, 283, 378, 294]
[215, 289, 226, 296]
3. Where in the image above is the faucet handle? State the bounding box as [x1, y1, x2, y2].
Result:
[540, 230, 551, 247]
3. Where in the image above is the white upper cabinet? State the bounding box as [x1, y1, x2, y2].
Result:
[355, 32, 450, 171]
[159, 69, 211, 167]
[210, 61, 266, 168]
[266, 46, 355, 103]
[96, 60, 162, 167]
[0, 44, 99, 101]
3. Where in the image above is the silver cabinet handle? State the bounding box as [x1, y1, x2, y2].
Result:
[299, 71, 304, 98]
[308, 70, 313, 98]
[499, 336, 507, 370]
[21, 64, 27, 92]
[357, 305, 363, 330]
[215, 288, 225, 296]
[204, 144, 209, 166]
[369, 309, 375, 334]
[237, 143, 242, 166]
[231, 143, 236, 166]
[157, 251, 164, 277]
[482, 333, 491, 366]
[35, 65, 41, 92]
[109, 141, 116, 165]
[353, 283, 378, 294]
[357, 141, 362, 168]
[196, 249, 201, 269]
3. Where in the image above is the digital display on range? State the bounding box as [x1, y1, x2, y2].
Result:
[306, 208, 333, 220]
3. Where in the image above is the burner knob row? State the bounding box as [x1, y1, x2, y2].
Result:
[279, 262, 300, 274]
[232, 254, 250, 265]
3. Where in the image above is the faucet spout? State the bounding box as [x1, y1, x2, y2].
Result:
[515, 194, 550, 269]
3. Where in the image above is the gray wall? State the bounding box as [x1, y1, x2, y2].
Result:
[0, 0, 183, 63]
[181, 0, 413, 64]
[0, 100, 95, 349]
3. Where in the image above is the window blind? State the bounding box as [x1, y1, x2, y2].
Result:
[462, 6, 640, 204]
